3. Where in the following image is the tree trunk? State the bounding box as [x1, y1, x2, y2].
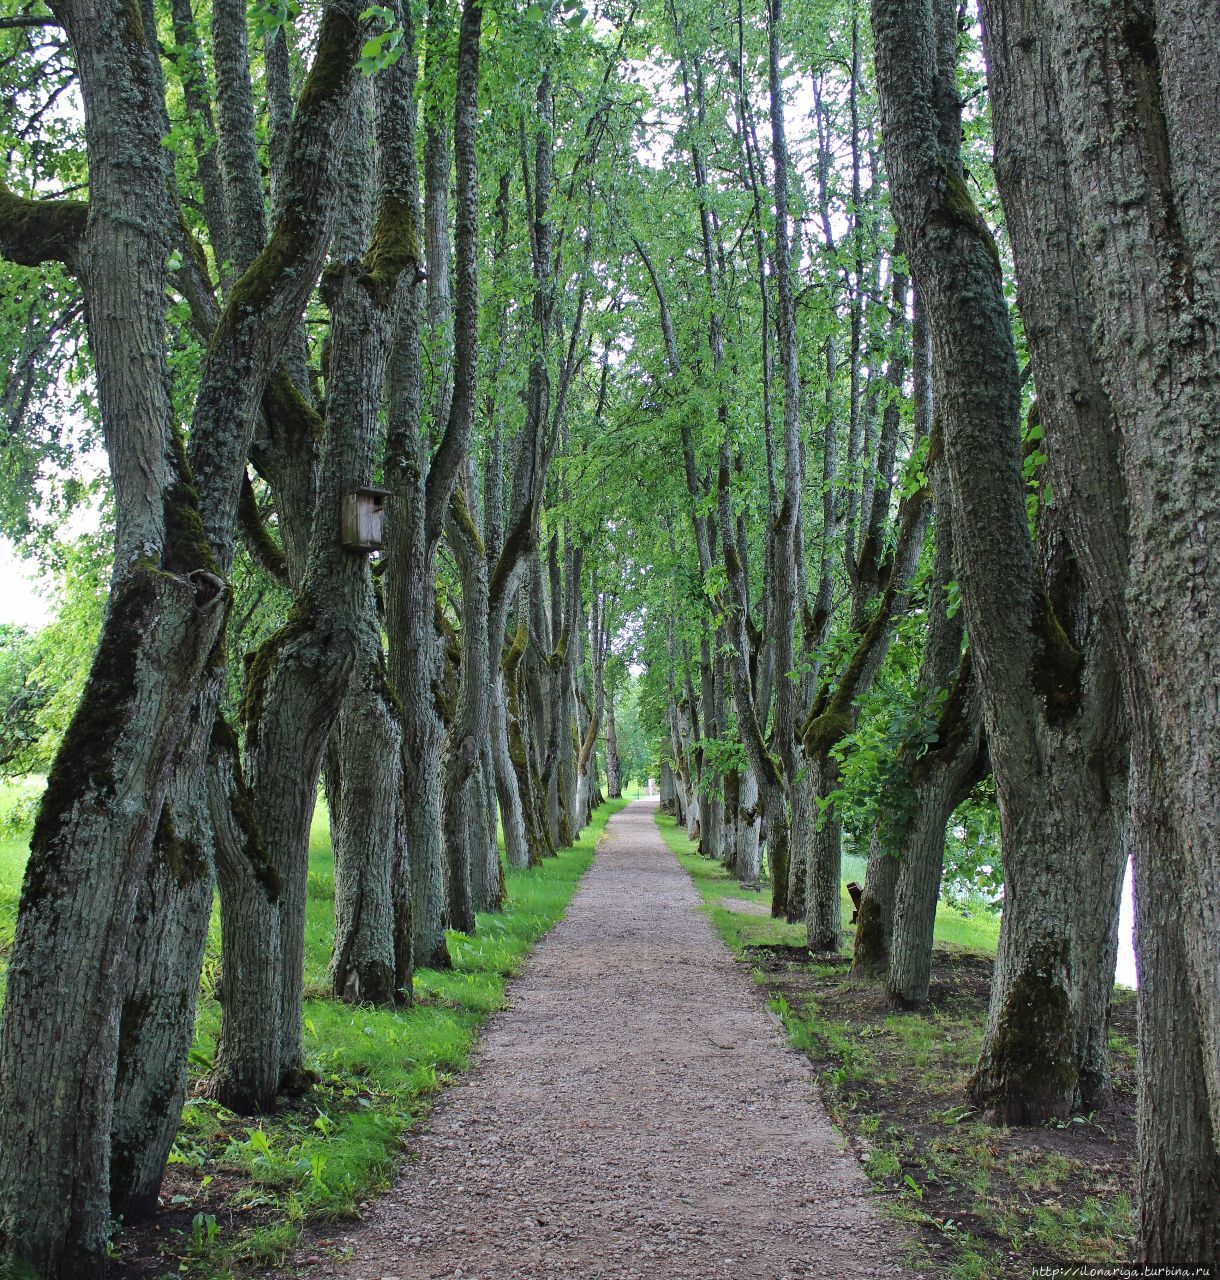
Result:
[875, 434, 984, 999]
[606, 692, 622, 798]
[441, 486, 489, 937]
[884, 669, 985, 1004]
[109, 717, 216, 1222]
[0, 0, 228, 1265]
[206, 717, 283, 1114]
[979, 0, 1220, 1253]
[505, 622, 546, 866]
[848, 826, 898, 981]
[492, 659, 530, 870]
[804, 752, 843, 952]
[659, 758, 675, 812]
[1130, 736, 1220, 1265]
[871, 0, 1126, 1125]
[328, 649, 410, 1006]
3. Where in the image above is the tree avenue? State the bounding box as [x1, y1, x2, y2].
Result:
[0, 0, 1215, 1273]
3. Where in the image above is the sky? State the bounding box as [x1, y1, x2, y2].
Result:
[0, 539, 52, 631]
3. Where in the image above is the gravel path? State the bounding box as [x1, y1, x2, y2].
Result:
[298, 799, 916, 1280]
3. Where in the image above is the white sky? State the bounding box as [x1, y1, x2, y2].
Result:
[0, 540, 52, 630]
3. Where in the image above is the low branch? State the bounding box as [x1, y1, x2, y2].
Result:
[0, 177, 86, 269]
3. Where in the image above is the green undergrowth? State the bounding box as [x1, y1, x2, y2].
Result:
[659, 811, 1136, 1279]
[0, 779, 628, 1276]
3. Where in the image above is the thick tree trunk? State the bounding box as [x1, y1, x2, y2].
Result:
[206, 718, 283, 1114]
[871, 0, 1126, 1125]
[1027, 0, 1220, 1143]
[111, 840, 211, 1222]
[328, 650, 410, 1006]
[0, 0, 229, 1268]
[848, 826, 899, 980]
[0, 3, 363, 1266]
[1131, 736, 1220, 1265]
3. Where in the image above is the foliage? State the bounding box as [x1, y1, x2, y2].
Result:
[0, 625, 46, 778]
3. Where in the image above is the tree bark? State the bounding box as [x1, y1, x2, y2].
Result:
[979, 0, 1220, 1250]
[606, 691, 623, 798]
[871, 0, 1127, 1124]
[109, 717, 216, 1222]
[0, 0, 228, 1265]
[328, 648, 409, 1006]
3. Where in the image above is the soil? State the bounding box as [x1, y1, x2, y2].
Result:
[289, 799, 919, 1280]
[747, 943, 1138, 1277]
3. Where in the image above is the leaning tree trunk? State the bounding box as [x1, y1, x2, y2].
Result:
[0, 1, 226, 1270]
[109, 698, 223, 1221]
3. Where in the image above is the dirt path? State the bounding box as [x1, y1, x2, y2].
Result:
[298, 799, 916, 1280]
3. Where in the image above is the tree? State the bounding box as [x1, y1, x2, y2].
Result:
[979, 0, 1220, 1257]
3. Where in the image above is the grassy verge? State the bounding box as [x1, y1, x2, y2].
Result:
[657, 811, 1137, 1280]
[0, 779, 628, 1276]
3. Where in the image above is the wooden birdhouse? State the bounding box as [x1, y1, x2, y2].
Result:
[341, 487, 389, 553]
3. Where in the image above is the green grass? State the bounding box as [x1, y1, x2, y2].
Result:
[654, 811, 1001, 958]
[0, 779, 630, 1274]
[0, 778, 43, 956]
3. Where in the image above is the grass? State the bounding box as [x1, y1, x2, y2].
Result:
[0, 776, 630, 1275]
[657, 810, 1136, 1279]
[654, 811, 1001, 957]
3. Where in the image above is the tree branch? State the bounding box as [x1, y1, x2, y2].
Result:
[0, 177, 86, 269]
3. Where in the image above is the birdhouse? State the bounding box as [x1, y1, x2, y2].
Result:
[341, 487, 389, 553]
